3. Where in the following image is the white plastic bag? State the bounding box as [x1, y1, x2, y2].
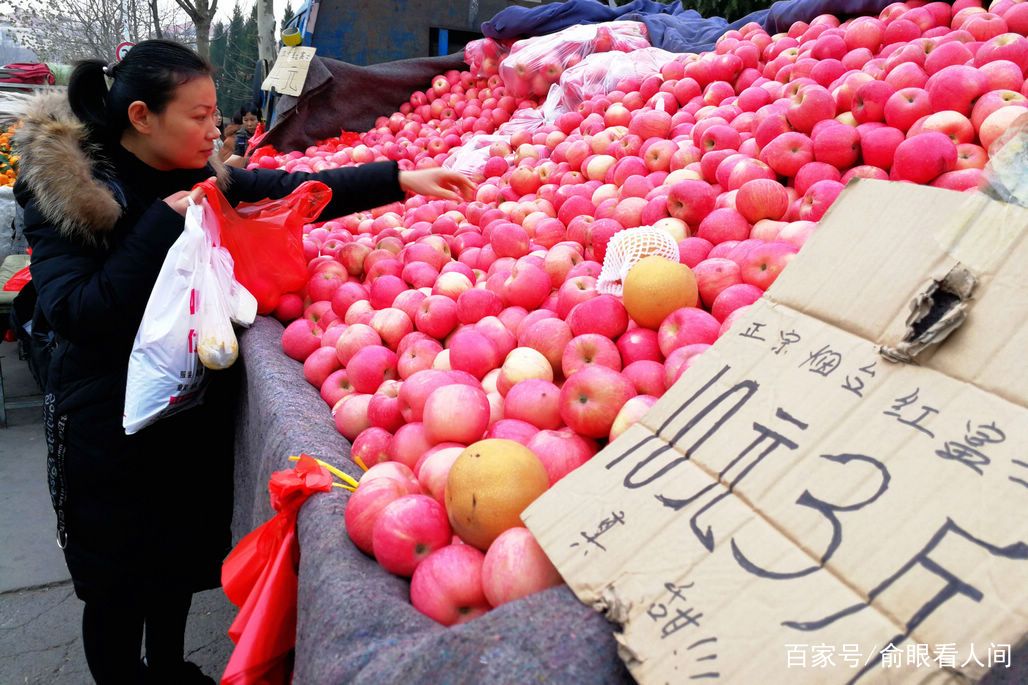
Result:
[124, 200, 257, 434]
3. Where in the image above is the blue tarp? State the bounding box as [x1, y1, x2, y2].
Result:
[482, 0, 899, 55]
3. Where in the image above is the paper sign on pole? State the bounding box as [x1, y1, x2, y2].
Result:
[261, 46, 316, 97]
[523, 179, 1028, 684]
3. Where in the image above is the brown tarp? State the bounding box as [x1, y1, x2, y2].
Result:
[261, 52, 468, 154]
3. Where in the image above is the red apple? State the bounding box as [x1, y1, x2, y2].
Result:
[481, 528, 563, 607]
[423, 384, 490, 445]
[559, 365, 637, 439]
[346, 478, 417, 555]
[658, 307, 721, 356]
[372, 494, 452, 577]
[410, 545, 490, 625]
[503, 378, 562, 430]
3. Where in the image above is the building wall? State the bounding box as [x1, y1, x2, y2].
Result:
[312, 0, 514, 65]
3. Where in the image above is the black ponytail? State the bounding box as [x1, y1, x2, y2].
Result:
[67, 39, 212, 144]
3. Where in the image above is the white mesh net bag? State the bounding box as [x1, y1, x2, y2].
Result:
[597, 226, 680, 296]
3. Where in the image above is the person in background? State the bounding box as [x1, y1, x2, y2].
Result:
[211, 107, 224, 157]
[11, 39, 474, 685]
[218, 113, 241, 162]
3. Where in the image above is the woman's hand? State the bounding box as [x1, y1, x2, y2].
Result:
[163, 178, 215, 216]
[398, 168, 476, 202]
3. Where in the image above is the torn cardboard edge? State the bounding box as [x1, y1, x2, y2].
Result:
[880, 265, 977, 364]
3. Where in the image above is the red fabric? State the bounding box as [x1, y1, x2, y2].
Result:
[0, 63, 55, 85]
[2, 265, 30, 292]
[221, 455, 333, 685]
[197, 179, 331, 315]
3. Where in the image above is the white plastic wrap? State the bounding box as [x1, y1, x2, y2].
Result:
[443, 134, 510, 180]
[499, 21, 649, 99]
[464, 38, 510, 78]
[546, 47, 680, 119]
[598, 226, 680, 296]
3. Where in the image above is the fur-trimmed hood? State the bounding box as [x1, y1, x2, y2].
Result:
[5, 90, 230, 243]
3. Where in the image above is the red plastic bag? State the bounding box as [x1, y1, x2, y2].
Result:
[197, 180, 331, 315]
[221, 455, 333, 685]
[2, 265, 30, 292]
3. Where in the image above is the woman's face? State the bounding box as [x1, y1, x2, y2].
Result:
[242, 113, 259, 133]
[134, 76, 221, 169]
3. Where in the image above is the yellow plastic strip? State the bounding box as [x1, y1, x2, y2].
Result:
[288, 455, 361, 489]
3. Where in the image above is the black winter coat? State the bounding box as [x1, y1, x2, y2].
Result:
[13, 93, 403, 602]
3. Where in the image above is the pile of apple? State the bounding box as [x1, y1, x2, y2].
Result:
[268, 0, 1027, 624]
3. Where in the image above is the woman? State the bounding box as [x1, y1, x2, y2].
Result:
[12, 39, 473, 684]
[232, 105, 261, 157]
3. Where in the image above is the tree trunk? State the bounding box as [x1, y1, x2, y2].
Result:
[149, 0, 163, 38]
[255, 0, 277, 64]
[195, 14, 211, 58]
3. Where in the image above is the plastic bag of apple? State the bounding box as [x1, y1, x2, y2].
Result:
[270, 2, 1027, 623]
[499, 21, 650, 99]
[463, 37, 512, 78]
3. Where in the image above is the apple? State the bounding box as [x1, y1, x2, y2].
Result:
[622, 360, 668, 397]
[447, 328, 500, 379]
[658, 307, 721, 356]
[759, 132, 814, 177]
[812, 123, 862, 167]
[369, 308, 414, 350]
[860, 125, 906, 170]
[414, 295, 459, 339]
[417, 446, 464, 505]
[485, 417, 539, 445]
[666, 180, 717, 225]
[410, 545, 490, 626]
[925, 65, 988, 115]
[332, 393, 373, 441]
[497, 347, 553, 395]
[736, 179, 790, 223]
[979, 105, 1028, 151]
[693, 258, 743, 306]
[798, 179, 845, 221]
[347, 345, 399, 394]
[282, 318, 323, 362]
[711, 283, 765, 321]
[559, 365, 637, 439]
[345, 478, 418, 555]
[388, 422, 434, 471]
[303, 346, 341, 388]
[481, 528, 563, 607]
[350, 426, 393, 469]
[423, 384, 490, 445]
[502, 377, 562, 430]
[786, 84, 837, 133]
[320, 368, 355, 408]
[562, 333, 623, 376]
[367, 380, 405, 431]
[372, 494, 452, 577]
[397, 370, 453, 424]
[609, 395, 659, 442]
[664, 343, 711, 387]
[891, 131, 958, 183]
[524, 429, 597, 485]
[518, 317, 573, 374]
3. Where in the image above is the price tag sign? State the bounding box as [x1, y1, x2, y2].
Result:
[261, 46, 317, 97]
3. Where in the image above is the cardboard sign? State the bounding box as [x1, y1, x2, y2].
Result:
[523, 180, 1028, 684]
[261, 46, 317, 97]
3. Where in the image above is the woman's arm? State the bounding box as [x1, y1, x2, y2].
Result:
[224, 162, 475, 220]
[23, 199, 186, 345]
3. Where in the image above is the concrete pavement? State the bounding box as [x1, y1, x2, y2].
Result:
[0, 341, 235, 684]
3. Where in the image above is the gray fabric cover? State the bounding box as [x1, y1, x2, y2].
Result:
[262, 53, 468, 155]
[233, 316, 632, 685]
